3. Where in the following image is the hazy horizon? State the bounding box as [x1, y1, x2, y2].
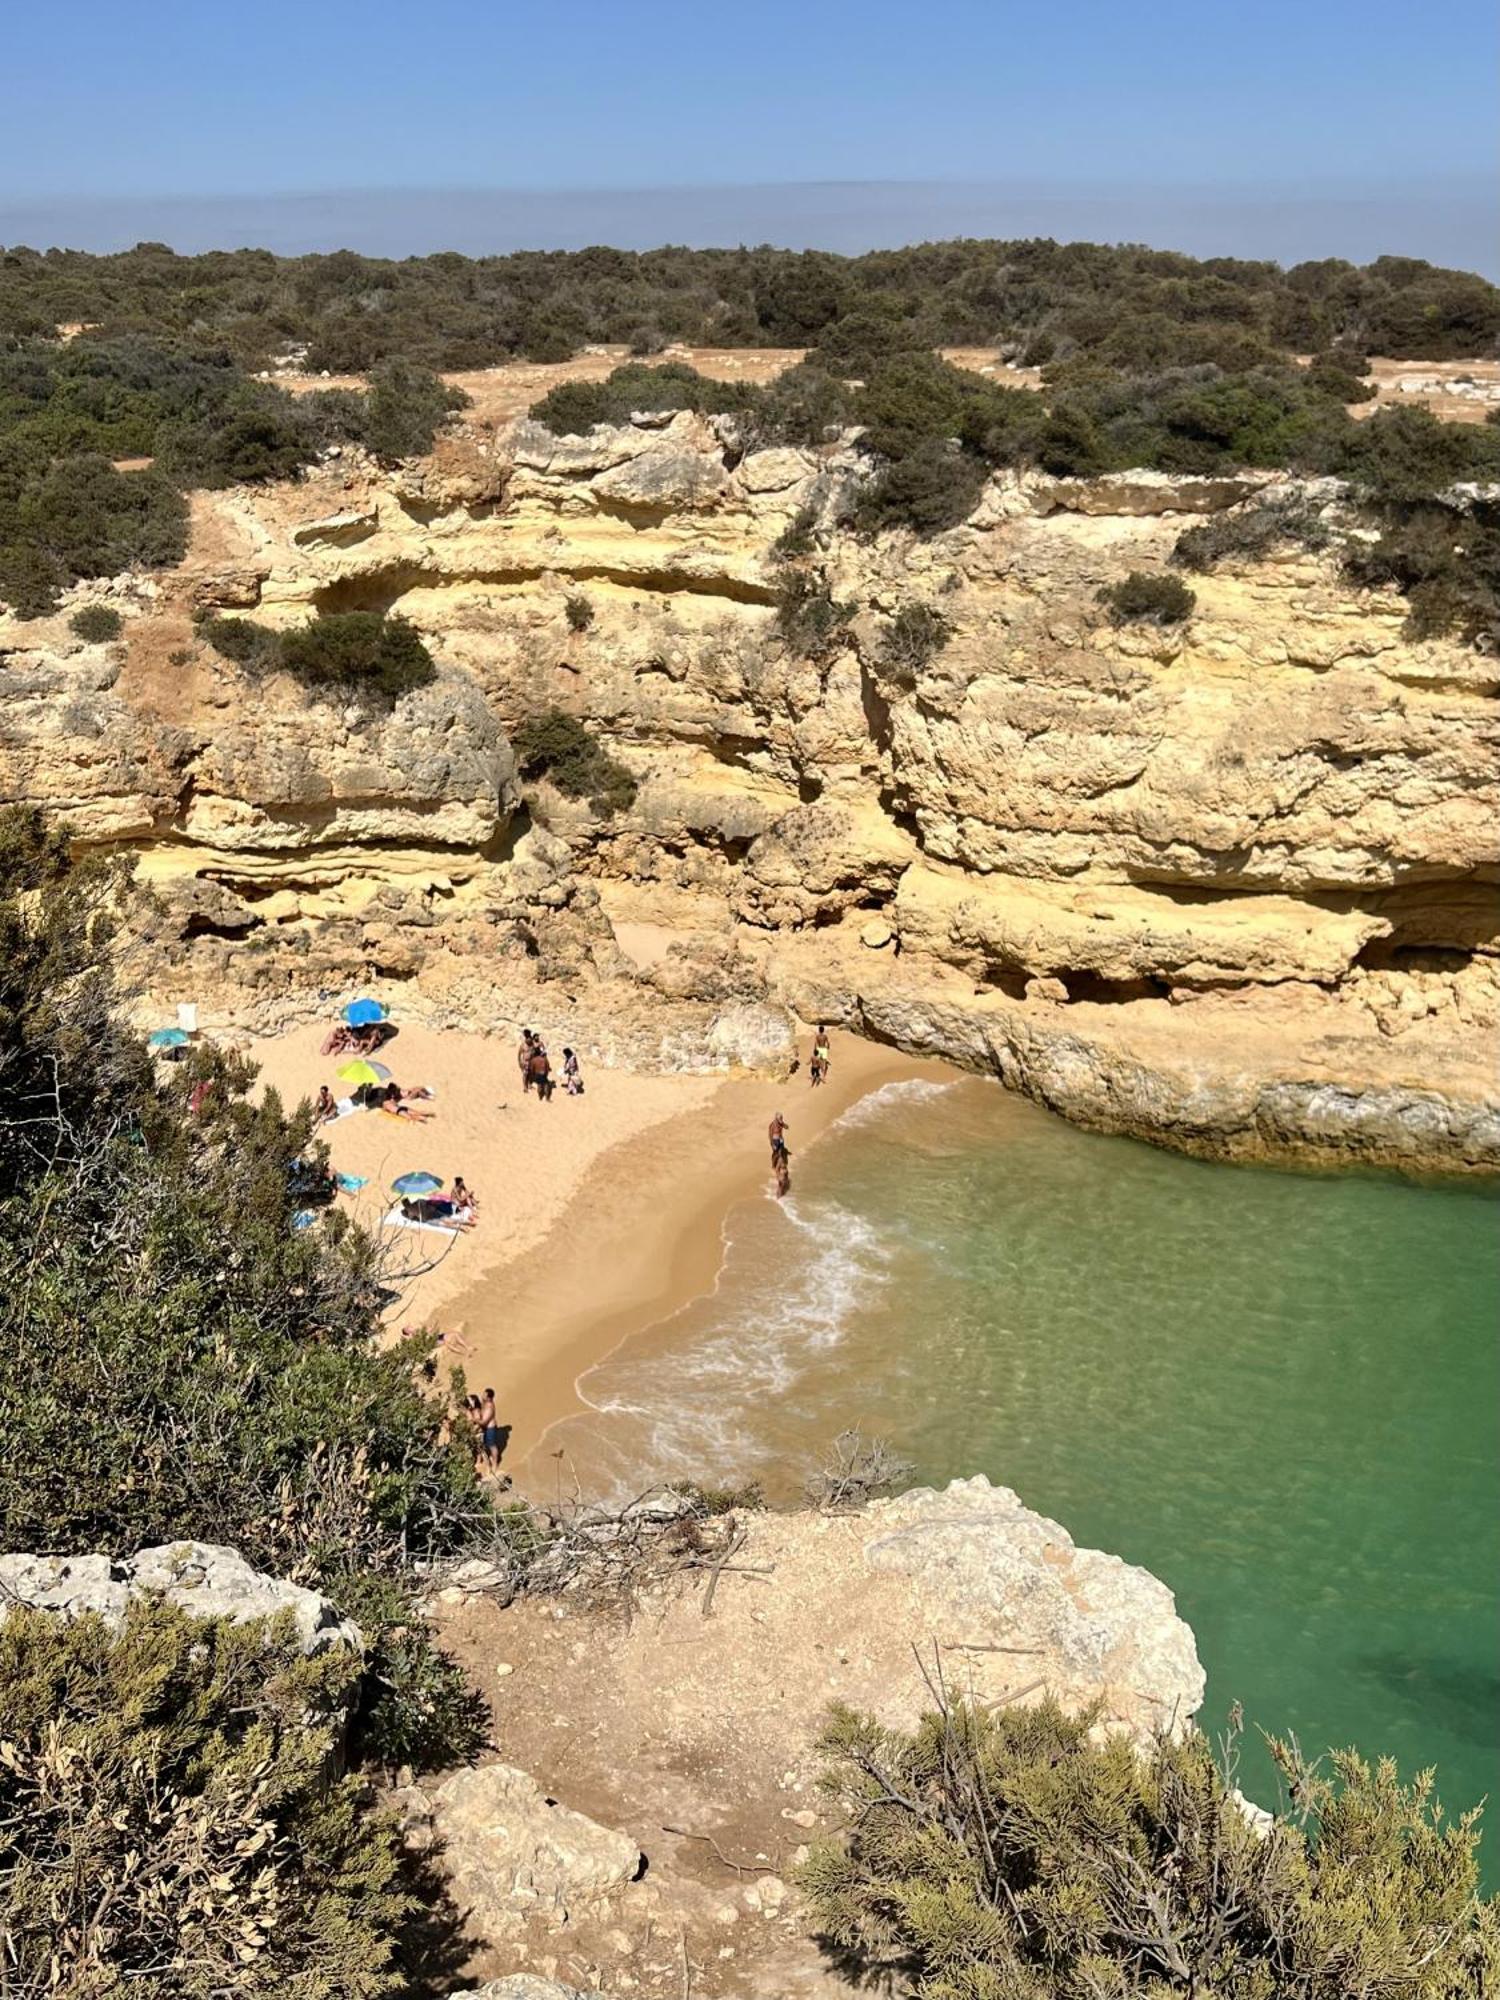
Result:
[3, 175, 1496, 278]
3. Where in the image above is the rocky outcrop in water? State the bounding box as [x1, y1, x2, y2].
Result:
[3, 390, 1495, 1169]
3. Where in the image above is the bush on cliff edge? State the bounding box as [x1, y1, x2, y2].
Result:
[0, 1598, 423, 1997]
[802, 1695, 1497, 1999]
[0, 807, 488, 1774]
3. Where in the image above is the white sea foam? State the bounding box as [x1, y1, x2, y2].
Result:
[829, 1075, 956, 1134]
[573, 1196, 892, 1490]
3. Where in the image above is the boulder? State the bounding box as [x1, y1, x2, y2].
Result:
[592, 448, 728, 513]
[701, 1000, 797, 1071]
[0, 1542, 361, 1656]
[736, 446, 818, 495]
[410, 1763, 641, 1928]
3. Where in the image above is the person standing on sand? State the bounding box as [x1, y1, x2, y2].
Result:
[814, 1027, 832, 1078]
[774, 1150, 791, 1198]
[518, 1029, 536, 1093]
[528, 1039, 554, 1102]
[562, 1047, 583, 1096]
[478, 1387, 503, 1474]
[768, 1110, 788, 1168]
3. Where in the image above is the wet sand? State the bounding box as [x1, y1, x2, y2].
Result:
[246, 1015, 950, 1490]
[441, 1033, 951, 1490]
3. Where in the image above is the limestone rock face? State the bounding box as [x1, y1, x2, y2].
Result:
[859, 1478, 1204, 1727]
[894, 861, 1389, 989]
[183, 667, 517, 854]
[406, 1764, 641, 1928]
[0, 1542, 361, 1655]
[5, 403, 1496, 1169]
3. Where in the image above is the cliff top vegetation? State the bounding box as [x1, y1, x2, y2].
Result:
[4, 239, 1496, 369]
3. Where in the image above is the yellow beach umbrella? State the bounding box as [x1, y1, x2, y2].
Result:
[336, 1059, 392, 1087]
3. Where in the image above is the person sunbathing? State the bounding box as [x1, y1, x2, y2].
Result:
[450, 1175, 478, 1217]
[399, 1196, 455, 1225]
[314, 1084, 338, 1123]
[380, 1083, 434, 1123]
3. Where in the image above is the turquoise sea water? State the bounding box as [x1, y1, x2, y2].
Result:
[549, 1076, 1500, 1859]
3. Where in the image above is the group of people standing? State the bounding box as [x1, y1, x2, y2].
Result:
[517, 1028, 583, 1102]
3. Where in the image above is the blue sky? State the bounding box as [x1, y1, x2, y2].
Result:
[2, 0, 1496, 265]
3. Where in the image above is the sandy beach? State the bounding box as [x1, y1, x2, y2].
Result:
[248, 1015, 950, 1490]
[438, 1033, 951, 1488]
[247, 1019, 721, 1326]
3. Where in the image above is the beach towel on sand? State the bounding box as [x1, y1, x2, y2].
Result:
[381, 1204, 459, 1237]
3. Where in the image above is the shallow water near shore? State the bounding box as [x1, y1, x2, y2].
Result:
[545, 1074, 1500, 1860]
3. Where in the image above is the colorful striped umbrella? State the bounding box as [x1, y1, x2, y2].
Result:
[392, 1171, 443, 1196]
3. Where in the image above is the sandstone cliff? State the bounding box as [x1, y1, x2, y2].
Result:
[2, 398, 1495, 1170]
[3, 1480, 1205, 2000]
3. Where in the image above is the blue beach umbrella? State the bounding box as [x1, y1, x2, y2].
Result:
[345, 997, 388, 1026]
[392, 1171, 443, 1197]
[148, 1027, 190, 1049]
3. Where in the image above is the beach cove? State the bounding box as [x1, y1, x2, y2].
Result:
[536, 1069, 1500, 1866]
[251, 1008, 1499, 1872]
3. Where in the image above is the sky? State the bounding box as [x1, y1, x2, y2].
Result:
[2, 0, 1496, 269]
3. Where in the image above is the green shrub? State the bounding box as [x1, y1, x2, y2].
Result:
[0, 544, 70, 618]
[199, 611, 438, 702]
[774, 570, 857, 659]
[1098, 569, 1197, 625]
[1344, 500, 1500, 645]
[801, 1696, 1497, 2000]
[853, 437, 990, 535]
[1339, 403, 1500, 505]
[361, 357, 469, 462]
[877, 602, 953, 682]
[67, 603, 124, 642]
[772, 504, 818, 561]
[1173, 500, 1332, 571]
[0, 810, 490, 1773]
[0, 1598, 418, 1997]
[1, 452, 188, 607]
[564, 590, 595, 632]
[279, 612, 437, 701]
[199, 610, 284, 671]
[530, 361, 754, 436]
[512, 708, 638, 814]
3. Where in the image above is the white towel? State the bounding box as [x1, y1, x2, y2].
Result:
[381, 1205, 459, 1237]
[332, 1097, 359, 1119]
